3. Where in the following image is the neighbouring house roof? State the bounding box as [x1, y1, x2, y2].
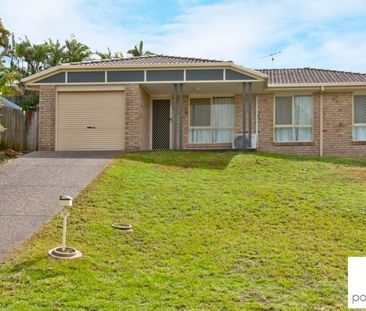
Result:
[257, 68, 366, 85]
[0, 97, 21, 110]
[74, 55, 230, 66]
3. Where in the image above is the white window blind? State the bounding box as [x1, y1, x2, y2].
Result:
[353, 95, 366, 141]
[274, 95, 312, 142]
[189, 97, 234, 144]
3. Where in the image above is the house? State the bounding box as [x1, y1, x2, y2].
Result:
[0, 97, 22, 110]
[22, 55, 366, 156]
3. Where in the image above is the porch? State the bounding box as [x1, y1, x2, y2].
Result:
[143, 81, 263, 150]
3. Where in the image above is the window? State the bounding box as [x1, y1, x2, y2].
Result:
[189, 97, 234, 144]
[353, 95, 366, 141]
[274, 95, 313, 142]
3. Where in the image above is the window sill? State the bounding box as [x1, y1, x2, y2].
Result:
[188, 143, 232, 145]
[273, 142, 315, 147]
[352, 141, 366, 145]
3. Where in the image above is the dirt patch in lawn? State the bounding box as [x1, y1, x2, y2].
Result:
[333, 166, 366, 182]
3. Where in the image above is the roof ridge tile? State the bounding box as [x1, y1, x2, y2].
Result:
[72, 54, 229, 66]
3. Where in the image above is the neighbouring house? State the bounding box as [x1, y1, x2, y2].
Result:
[22, 55, 366, 156]
[0, 97, 22, 110]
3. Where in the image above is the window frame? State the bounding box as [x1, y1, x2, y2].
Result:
[188, 96, 235, 144]
[273, 95, 313, 143]
[352, 94, 366, 142]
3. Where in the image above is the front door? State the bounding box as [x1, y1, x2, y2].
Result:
[152, 99, 171, 149]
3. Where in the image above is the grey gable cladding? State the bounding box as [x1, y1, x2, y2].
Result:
[37, 72, 65, 83]
[186, 69, 223, 81]
[68, 71, 105, 83]
[107, 71, 144, 82]
[36, 68, 366, 85]
[147, 70, 184, 81]
[35, 69, 252, 84]
[226, 69, 256, 80]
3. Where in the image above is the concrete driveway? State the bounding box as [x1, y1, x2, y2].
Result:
[0, 151, 119, 262]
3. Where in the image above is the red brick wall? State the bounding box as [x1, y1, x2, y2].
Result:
[37, 83, 366, 157]
[257, 93, 321, 156]
[123, 84, 150, 151]
[322, 92, 366, 156]
[38, 85, 56, 151]
[255, 91, 366, 157]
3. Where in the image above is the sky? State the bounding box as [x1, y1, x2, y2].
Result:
[1, 0, 366, 71]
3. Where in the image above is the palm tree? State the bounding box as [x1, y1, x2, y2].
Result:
[64, 34, 91, 62]
[32, 43, 50, 73]
[12, 37, 49, 75]
[13, 36, 33, 74]
[127, 41, 154, 57]
[95, 47, 123, 60]
[46, 39, 65, 67]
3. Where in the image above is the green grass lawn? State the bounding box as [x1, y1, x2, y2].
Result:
[2, 151, 366, 310]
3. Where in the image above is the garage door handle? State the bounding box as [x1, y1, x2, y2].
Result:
[86, 126, 96, 129]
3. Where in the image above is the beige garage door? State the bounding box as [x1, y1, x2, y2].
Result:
[57, 91, 125, 151]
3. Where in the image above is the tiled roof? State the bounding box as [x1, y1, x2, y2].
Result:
[65, 56, 366, 85]
[257, 68, 366, 84]
[73, 54, 229, 66]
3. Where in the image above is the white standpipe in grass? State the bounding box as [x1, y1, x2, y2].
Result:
[59, 195, 73, 252]
[61, 210, 69, 252]
[48, 196, 82, 259]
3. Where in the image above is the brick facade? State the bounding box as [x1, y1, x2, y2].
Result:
[38, 85, 56, 151]
[257, 93, 321, 156]
[256, 91, 366, 156]
[37, 83, 366, 157]
[322, 92, 366, 156]
[125, 84, 150, 150]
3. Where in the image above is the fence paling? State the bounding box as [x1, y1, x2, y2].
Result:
[0, 106, 38, 151]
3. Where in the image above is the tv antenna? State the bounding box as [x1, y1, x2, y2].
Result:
[260, 51, 281, 61]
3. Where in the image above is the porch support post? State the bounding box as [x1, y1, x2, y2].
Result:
[242, 82, 247, 149]
[178, 83, 184, 149]
[172, 83, 178, 149]
[248, 82, 252, 148]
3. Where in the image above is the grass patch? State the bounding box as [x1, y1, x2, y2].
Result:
[1, 151, 366, 310]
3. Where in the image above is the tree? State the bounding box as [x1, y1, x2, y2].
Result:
[0, 20, 18, 132]
[127, 41, 154, 57]
[64, 34, 91, 62]
[95, 47, 123, 60]
[45, 39, 65, 67]
[0, 67, 21, 96]
[0, 19, 10, 48]
[10, 36, 50, 75]
[0, 22, 158, 114]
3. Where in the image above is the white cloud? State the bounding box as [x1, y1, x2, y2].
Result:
[1, 0, 366, 71]
[0, 0, 144, 52]
[153, 0, 366, 71]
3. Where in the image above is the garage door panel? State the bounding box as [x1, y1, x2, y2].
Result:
[57, 91, 125, 151]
